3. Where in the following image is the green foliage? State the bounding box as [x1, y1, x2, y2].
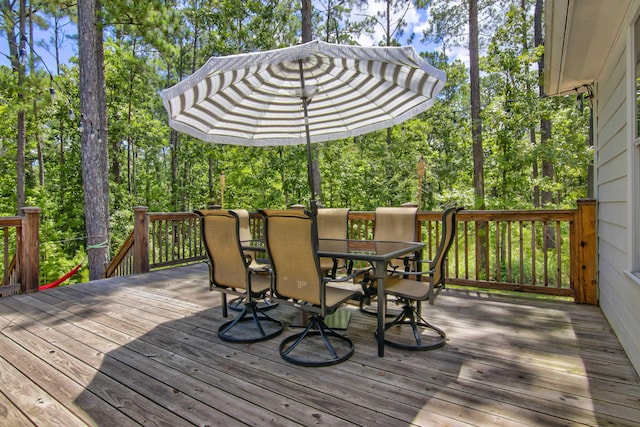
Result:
[0, 0, 592, 279]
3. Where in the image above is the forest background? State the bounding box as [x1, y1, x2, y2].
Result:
[0, 0, 591, 284]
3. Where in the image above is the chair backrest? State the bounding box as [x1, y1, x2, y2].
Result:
[373, 207, 419, 242]
[232, 209, 253, 242]
[260, 209, 323, 305]
[196, 209, 247, 289]
[429, 207, 462, 287]
[317, 208, 350, 239]
[232, 209, 261, 264]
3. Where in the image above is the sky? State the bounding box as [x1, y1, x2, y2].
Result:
[353, 1, 469, 66]
[0, 14, 76, 74]
[0, 2, 469, 74]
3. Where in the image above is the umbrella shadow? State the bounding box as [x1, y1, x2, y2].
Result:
[74, 298, 439, 426]
[71, 277, 637, 426]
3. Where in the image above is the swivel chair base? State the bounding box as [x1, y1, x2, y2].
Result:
[378, 301, 446, 351]
[218, 302, 284, 343]
[228, 296, 278, 312]
[280, 314, 354, 367]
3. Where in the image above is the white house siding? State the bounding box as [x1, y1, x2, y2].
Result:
[594, 22, 640, 374]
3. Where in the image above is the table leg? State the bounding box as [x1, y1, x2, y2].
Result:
[375, 260, 386, 357]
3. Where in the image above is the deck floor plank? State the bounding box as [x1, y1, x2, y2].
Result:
[1, 292, 301, 427]
[58, 279, 536, 425]
[0, 263, 638, 426]
[0, 347, 89, 427]
[51, 288, 426, 426]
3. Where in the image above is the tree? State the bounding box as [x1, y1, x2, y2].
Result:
[78, 0, 109, 280]
[1, 0, 27, 211]
[424, 0, 513, 210]
[314, 0, 369, 44]
[424, 0, 507, 278]
[534, 0, 552, 207]
[468, 0, 484, 210]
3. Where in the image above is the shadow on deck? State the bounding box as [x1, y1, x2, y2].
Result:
[0, 263, 638, 426]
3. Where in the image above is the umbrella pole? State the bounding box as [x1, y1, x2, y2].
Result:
[298, 60, 317, 214]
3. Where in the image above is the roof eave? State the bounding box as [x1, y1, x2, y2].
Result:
[544, 0, 631, 96]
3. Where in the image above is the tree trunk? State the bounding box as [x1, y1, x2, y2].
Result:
[53, 15, 66, 206]
[301, 0, 312, 43]
[170, 129, 179, 210]
[208, 155, 214, 205]
[534, 0, 553, 208]
[529, 0, 539, 207]
[16, 0, 26, 211]
[469, 0, 488, 279]
[535, 0, 555, 250]
[28, 5, 44, 188]
[78, 0, 110, 280]
[469, 0, 484, 210]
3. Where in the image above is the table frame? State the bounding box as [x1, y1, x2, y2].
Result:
[317, 239, 425, 357]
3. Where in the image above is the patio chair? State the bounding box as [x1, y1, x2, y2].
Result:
[379, 206, 462, 350]
[359, 206, 420, 316]
[226, 209, 277, 312]
[317, 208, 351, 278]
[195, 209, 283, 343]
[260, 209, 363, 367]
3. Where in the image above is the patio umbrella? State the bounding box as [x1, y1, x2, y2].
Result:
[161, 40, 446, 204]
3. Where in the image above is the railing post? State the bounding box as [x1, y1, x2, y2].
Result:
[133, 206, 149, 274]
[20, 207, 40, 293]
[571, 199, 597, 304]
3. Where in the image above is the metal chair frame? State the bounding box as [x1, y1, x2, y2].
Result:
[226, 209, 278, 313]
[196, 209, 283, 343]
[380, 206, 463, 350]
[359, 206, 420, 316]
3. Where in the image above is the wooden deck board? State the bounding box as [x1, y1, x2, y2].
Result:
[0, 262, 638, 426]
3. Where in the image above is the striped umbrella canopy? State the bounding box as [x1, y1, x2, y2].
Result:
[161, 40, 446, 200]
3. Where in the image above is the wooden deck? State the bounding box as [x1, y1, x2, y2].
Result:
[0, 263, 638, 426]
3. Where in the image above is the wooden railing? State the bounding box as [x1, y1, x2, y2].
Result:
[347, 200, 596, 303]
[0, 207, 41, 296]
[105, 207, 206, 278]
[106, 200, 597, 304]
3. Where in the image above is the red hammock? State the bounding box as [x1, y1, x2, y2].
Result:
[39, 261, 84, 291]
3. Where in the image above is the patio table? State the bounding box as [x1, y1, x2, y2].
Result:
[241, 238, 425, 357]
[317, 239, 425, 357]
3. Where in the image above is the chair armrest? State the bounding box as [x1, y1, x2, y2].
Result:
[324, 266, 369, 283]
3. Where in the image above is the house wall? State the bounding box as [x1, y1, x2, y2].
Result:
[594, 8, 640, 375]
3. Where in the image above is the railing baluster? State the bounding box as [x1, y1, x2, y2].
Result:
[531, 221, 536, 285]
[2, 227, 9, 284]
[453, 220, 459, 279]
[495, 220, 501, 283]
[519, 221, 524, 284]
[463, 221, 469, 280]
[543, 220, 549, 287]
[556, 221, 562, 287]
[507, 221, 512, 283]
[473, 221, 480, 280]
